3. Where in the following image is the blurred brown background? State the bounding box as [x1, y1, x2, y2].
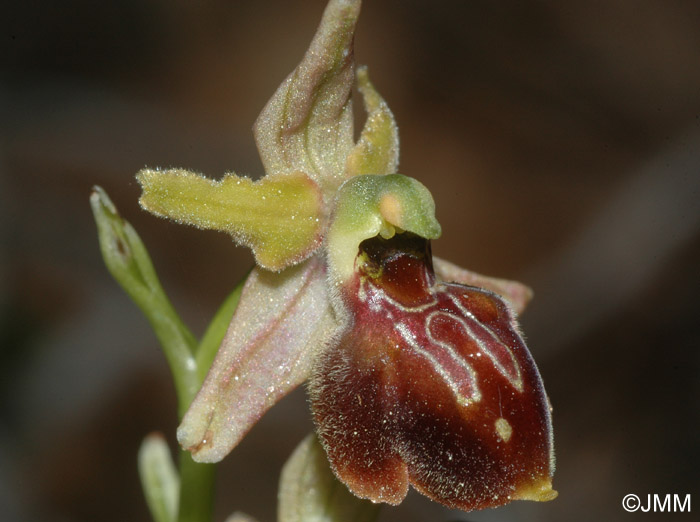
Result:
[2, 1, 699, 521]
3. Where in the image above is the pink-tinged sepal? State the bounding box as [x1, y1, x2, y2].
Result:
[433, 256, 533, 315]
[310, 233, 555, 510]
[178, 256, 341, 462]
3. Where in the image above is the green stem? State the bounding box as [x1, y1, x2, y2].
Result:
[177, 451, 217, 522]
[91, 187, 245, 522]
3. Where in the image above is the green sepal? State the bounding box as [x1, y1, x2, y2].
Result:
[279, 434, 380, 522]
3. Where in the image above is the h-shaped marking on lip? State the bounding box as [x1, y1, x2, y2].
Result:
[363, 279, 524, 406]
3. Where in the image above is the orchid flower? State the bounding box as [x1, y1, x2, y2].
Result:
[137, 0, 555, 512]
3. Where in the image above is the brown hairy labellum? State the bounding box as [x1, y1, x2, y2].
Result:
[310, 233, 556, 510]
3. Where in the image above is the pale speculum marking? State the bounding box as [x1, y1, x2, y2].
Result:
[361, 278, 524, 406]
[495, 417, 513, 442]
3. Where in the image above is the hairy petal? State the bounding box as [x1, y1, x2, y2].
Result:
[345, 66, 399, 178]
[254, 0, 361, 195]
[137, 169, 323, 271]
[433, 256, 533, 314]
[310, 234, 555, 510]
[178, 256, 341, 462]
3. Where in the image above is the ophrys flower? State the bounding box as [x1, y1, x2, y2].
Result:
[137, 0, 555, 511]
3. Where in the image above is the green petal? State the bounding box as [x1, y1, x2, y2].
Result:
[137, 169, 323, 271]
[327, 174, 442, 284]
[345, 66, 400, 177]
[253, 0, 361, 195]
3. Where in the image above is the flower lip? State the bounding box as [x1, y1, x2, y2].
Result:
[311, 228, 555, 510]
